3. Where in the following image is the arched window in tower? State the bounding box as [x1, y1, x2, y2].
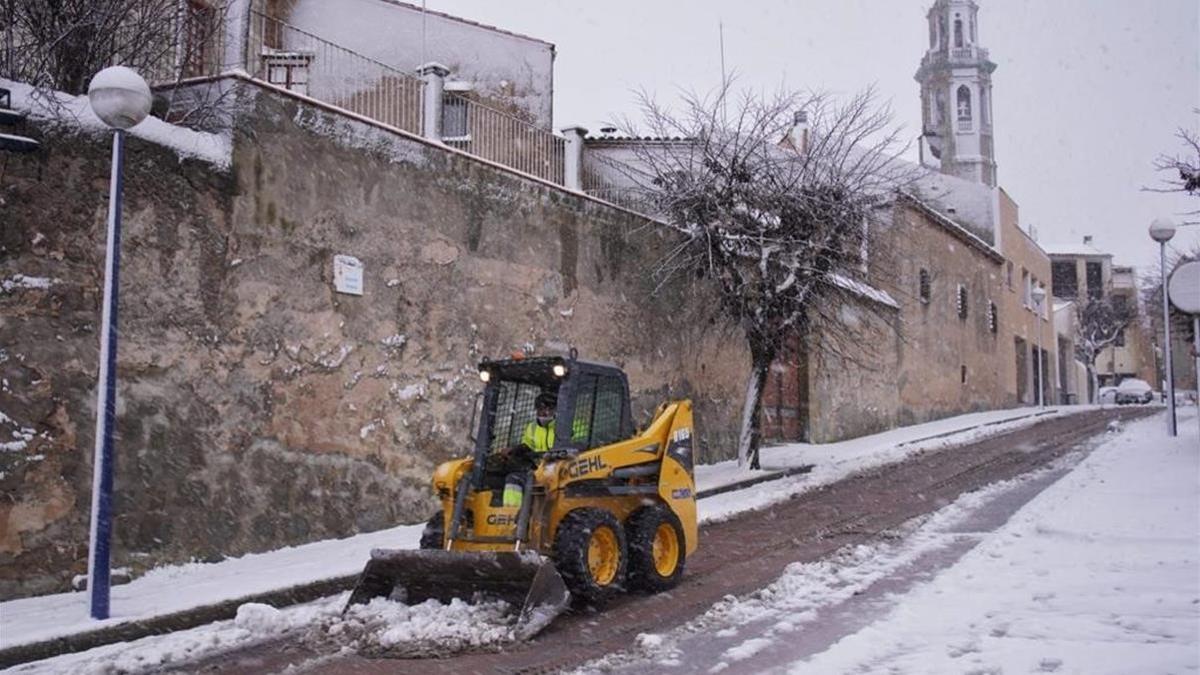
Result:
[929, 16, 937, 48]
[957, 85, 972, 130]
[954, 17, 964, 48]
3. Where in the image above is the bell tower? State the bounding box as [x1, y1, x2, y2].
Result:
[915, 0, 997, 187]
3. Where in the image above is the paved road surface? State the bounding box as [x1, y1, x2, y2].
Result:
[187, 407, 1151, 675]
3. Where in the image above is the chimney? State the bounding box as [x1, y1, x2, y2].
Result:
[1083, 235, 1093, 246]
[789, 110, 809, 153]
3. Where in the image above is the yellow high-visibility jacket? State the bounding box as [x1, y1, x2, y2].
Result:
[520, 419, 589, 452]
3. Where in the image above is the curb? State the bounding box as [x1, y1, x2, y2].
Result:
[0, 574, 359, 669]
[0, 407, 1063, 668]
[894, 409, 1059, 448]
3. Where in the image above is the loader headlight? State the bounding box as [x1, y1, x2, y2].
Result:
[552, 364, 567, 377]
[479, 369, 491, 382]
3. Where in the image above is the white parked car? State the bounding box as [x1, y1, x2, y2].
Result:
[1116, 378, 1153, 405]
[1097, 386, 1119, 404]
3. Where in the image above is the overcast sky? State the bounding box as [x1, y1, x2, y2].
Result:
[427, 0, 1199, 272]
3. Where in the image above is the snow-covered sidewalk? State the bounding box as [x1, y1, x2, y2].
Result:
[0, 406, 1073, 656]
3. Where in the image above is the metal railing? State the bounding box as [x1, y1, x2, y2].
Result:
[581, 151, 656, 214]
[244, 10, 423, 136]
[443, 91, 564, 183]
[2, 7, 571, 184]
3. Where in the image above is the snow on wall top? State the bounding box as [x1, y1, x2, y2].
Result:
[828, 273, 900, 309]
[1040, 241, 1111, 257]
[904, 164, 996, 245]
[285, 0, 555, 128]
[1, 79, 231, 169]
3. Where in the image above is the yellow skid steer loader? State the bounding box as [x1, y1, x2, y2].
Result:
[346, 354, 698, 637]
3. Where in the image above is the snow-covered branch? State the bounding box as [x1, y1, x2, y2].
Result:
[613, 78, 916, 468]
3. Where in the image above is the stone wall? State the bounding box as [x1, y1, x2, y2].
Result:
[0, 80, 746, 599]
[800, 199, 1009, 443]
[887, 201, 1008, 425]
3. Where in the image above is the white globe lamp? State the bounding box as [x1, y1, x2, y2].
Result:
[87, 66, 151, 130]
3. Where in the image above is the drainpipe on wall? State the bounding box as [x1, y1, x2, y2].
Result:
[561, 126, 588, 191]
[418, 62, 450, 142]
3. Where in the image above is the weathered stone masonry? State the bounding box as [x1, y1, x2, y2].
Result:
[0, 80, 748, 599]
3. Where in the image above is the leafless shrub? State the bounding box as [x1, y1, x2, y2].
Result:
[1, 0, 227, 101]
[611, 79, 918, 467]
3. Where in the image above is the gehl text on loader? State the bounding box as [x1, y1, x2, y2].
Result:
[346, 353, 699, 638]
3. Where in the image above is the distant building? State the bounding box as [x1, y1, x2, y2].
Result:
[1042, 238, 1156, 395]
[256, 0, 556, 128]
[993, 193, 1056, 406]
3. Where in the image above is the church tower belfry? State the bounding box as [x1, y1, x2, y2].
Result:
[915, 0, 997, 186]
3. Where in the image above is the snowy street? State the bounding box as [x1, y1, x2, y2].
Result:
[586, 408, 1200, 675]
[4, 0, 1198, 673]
[6, 406, 1190, 673]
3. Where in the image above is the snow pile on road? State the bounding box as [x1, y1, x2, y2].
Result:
[10, 593, 524, 673]
[308, 596, 517, 658]
[7, 597, 344, 675]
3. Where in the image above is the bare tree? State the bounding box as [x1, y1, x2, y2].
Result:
[613, 82, 915, 468]
[1, 0, 225, 96]
[1074, 295, 1138, 401]
[1149, 110, 1200, 224]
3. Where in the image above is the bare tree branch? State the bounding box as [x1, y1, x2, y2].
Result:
[2, 0, 228, 122]
[608, 78, 917, 467]
[1146, 109, 1200, 224]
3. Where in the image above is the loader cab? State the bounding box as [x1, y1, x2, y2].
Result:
[476, 356, 634, 459]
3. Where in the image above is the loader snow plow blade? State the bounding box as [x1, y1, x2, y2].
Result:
[345, 548, 571, 639]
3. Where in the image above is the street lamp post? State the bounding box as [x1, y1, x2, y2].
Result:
[1149, 216, 1177, 437]
[86, 66, 151, 620]
[1032, 285, 1047, 407]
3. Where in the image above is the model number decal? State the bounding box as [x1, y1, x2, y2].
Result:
[671, 488, 692, 499]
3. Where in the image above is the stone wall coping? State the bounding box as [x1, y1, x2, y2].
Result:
[184, 70, 664, 228]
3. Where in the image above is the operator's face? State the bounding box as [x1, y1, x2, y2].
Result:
[535, 404, 554, 425]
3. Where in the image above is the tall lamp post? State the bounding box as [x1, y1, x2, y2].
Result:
[86, 66, 151, 620]
[1149, 216, 1177, 437]
[1031, 285, 1047, 407]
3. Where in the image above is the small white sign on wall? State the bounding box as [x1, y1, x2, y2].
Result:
[333, 254, 364, 296]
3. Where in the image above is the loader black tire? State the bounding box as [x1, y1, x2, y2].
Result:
[554, 508, 627, 604]
[625, 505, 686, 593]
[418, 513, 444, 550]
